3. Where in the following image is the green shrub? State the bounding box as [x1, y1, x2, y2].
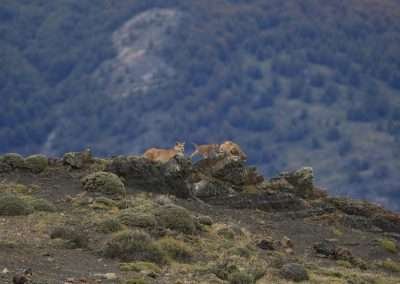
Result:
[96, 218, 123, 233]
[382, 259, 400, 272]
[155, 205, 196, 234]
[379, 238, 398, 253]
[81, 171, 125, 198]
[228, 271, 255, 284]
[29, 198, 57, 212]
[103, 230, 166, 264]
[0, 194, 33, 216]
[25, 154, 48, 173]
[118, 210, 157, 228]
[157, 237, 193, 262]
[125, 278, 149, 284]
[197, 215, 213, 226]
[1, 153, 25, 168]
[50, 226, 89, 248]
[119, 261, 161, 273]
[91, 197, 118, 210]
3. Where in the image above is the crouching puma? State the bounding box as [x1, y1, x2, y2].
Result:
[143, 142, 185, 163]
[219, 141, 247, 161]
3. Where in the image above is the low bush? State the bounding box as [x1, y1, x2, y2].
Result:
[103, 230, 166, 264]
[50, 226, 89, 248]
[155, 205, 196, 234]
[81, 171, 125, 198]
[0, 194, 33, 216]
[25, 154, 48, 173]
[118, 210, 157, 228]
[96, 218, 123, 233]
[157, 237, 193, 262]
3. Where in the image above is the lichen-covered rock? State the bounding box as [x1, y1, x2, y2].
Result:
[24, 154, 48, 173]
[280, 263, 309, 282]
[63, 149, 92, 169]
[0, 153, 25, 172]
[106, 155, 192, 198]
[191, 179, 235, 199]
[194, 157, 263, 187]
[279, 167, 314, 198]
[0, 194, 34, 216]
[81, 171, 125, 198]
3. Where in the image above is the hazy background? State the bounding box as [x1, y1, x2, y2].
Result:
[1, 0, 400, 209]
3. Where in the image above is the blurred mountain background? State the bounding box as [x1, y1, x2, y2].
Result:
[1, 0, 400, 209]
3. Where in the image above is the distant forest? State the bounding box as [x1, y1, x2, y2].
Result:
[1, 0, 400, 209]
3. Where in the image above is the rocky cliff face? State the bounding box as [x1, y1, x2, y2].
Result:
[93, 8, 183, 98]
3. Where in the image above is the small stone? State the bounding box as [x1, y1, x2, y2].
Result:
[281, 236, 294, 248]
[280, 263, 309, 282]
[257, 238, 275, 250]
[2, 268, 8, 274]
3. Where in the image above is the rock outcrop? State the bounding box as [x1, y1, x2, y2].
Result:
[106, 155, 192, 198]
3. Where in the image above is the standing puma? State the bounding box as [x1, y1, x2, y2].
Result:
[219, 141, 247, 160]
[190, 143, 221, 159]
[143, 142, 185, 163]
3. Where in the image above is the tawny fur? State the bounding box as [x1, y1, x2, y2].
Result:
[190, 143, 221, 159]
[219, 141, 247, 160]
[143, 142, 185, 163]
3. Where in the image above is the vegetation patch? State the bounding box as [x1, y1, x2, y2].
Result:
[379, 238, 398, 253]
[228, 271, 255, 284]
[155, 205, 196, 234]
[50, 226, 89, 248]
[157, 237, 193, 262]
[24, 154, 48, 173]
[0, 194, 34, 216]
[91, 196, 118, 210]
[381, 259, 400, 272]
[118, 209, 157, 228]
[96, 217, 123, 233]
[103, 230, 166, 264]
[28, 198, 57, 212]
[81, 171, 125, 198]
[119, 261, 161, 274]
[1, 153, 25, 169]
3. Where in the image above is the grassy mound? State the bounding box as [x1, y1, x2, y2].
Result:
[1, 153, 25, 168]
[96, 218, 123, 233]
[157, 237, 193, 262]
[25, 154, 48, 173]
[29, 198, 57, 212]
[118, 209, 157, 228]
[103, 230, 166, 264]
[0, 194, 34, 216]
[81, 171, 125, 198]
[155, 205, 196, 234]
[50, 226, 89, 248]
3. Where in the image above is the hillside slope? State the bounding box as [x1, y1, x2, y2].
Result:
[1, 152, 400, 283]
[1, 0, 400, 209]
